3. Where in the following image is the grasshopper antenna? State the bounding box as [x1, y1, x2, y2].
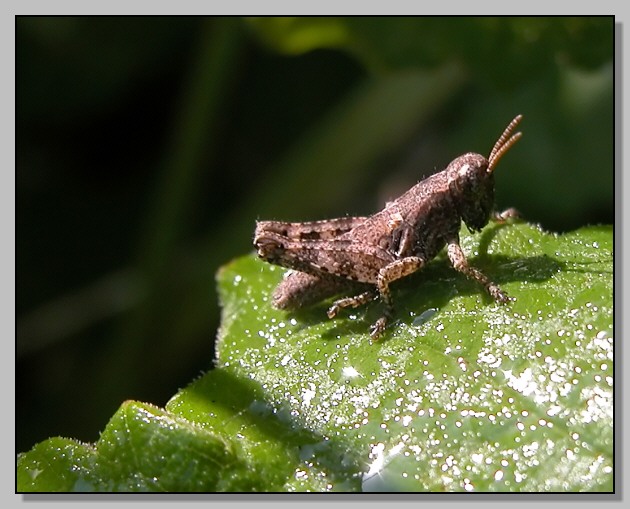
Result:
[488, 114, 523, 173]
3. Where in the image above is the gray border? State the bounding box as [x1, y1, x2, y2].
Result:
[613, 18, 623, 504]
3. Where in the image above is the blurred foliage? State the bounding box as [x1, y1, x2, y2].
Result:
[16, 16, 613, 461]
[249, 17, 612, 75]
[18, 224, 613, 492]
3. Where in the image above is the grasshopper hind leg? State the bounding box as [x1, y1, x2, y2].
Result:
[273, 271, 352, 311]
[328, 290, 389, 341]
[327, 290, 377, 318]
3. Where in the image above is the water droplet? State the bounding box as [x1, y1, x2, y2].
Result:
[341, 366, 360, 378]
[412, 307, 438, 326]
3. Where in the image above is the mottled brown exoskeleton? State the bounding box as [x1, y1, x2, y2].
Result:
[254, 115, 523, 339]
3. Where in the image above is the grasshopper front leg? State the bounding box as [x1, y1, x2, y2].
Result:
[446, 236, 511, 303]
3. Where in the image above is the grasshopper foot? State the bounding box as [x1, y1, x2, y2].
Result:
[327, 304, 340, 319]
[492, 207, 520, 223]
[369, 316, 388, 340]
[488, 284, 512, 304]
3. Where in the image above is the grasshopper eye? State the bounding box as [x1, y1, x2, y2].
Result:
[448, 153, 489, 192]
[457, 163, 470, 178]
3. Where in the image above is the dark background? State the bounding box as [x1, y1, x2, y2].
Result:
[16, 17, 614, 453]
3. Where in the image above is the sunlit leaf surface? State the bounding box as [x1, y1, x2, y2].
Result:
[18, 223, 613, 492]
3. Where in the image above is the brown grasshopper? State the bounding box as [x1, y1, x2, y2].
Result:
[254, 115, 523, 339]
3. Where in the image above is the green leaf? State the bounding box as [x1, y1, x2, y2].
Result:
[17, 223, 613, 492]
[17, 438, 96, 492]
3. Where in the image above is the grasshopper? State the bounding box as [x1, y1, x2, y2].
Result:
[254, 115, 523, 339]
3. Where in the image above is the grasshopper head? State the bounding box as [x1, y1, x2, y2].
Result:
[447, 115, 523, 232]
[447, 153, 495, 232]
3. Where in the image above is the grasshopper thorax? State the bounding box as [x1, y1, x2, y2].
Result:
[446, 152, 494, 232]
